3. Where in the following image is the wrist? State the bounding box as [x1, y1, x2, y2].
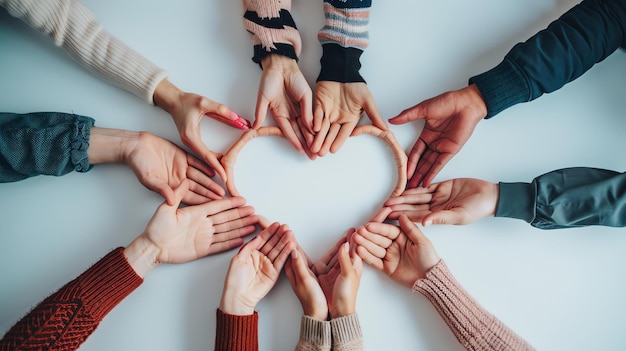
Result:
[153, 79, 183, 115]
[260, 54, 296, 71]
[304, 305, 328, 321]
[219, 293, 256, 316]
[88, 127, 140, 165]
[124, 235, 161, 278]
[463, 84, 488, 122]
[329, 304, 355, 319]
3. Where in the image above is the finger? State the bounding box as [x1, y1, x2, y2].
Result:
[369, 207, 392, 223]
[318, 123, 340, 157]
[150, 178, 176, 206]
[186, 176, 223, 201]
[204, 151, 228, 184]
[421, 153, 454, 188]
[299, 87, 314, 134]
[259, 224, 284, 258]
[271, 229, 296, 271]
[276, 117, 306, 154]
[208, 206, 256, 227]
[170, 179, 189, 207]
[388, 104, 424, 125]
[406, 138, 428, 186]
[329, 122, 356, 154]
[355, 244, 383, 271]
[387, 208, 431, 222]
[213, 213, 259, 233]
[182, 190, 211, 205]
[206, 237, 246, 255]
[254, 222, 281, 249]
[313, 104, 324, 133]
[291, 117, 317, 160]
[363, 97, 388, 131]
[351, 231, 387, 259]
[362, 222, 401, 241]
[311, 117, 330, 153]
[399, 215, 429, 245]
[338, 242, 354, 276]
[196, 196, 247, 218]
[422, 209, 464, 226]
[211, 225, 258, 244]
[187, 156, 226, 198]
[384, 191, 433, 206]
[354, 227, 393, 249]
[254, 94, 269, 129]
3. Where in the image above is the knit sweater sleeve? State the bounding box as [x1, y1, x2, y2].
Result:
[317, 0, 371, 83]
[496, 167, 626, 229]
[330, 313, 363, 351]
[294, 316, 331, 351]
[242, 0, 302, 64]
[469, 0, 626, 118]
[413, 260, 534, 351]
[0, 248, 143, 351]
[214, 309, 258, 351]
[0, 112, 94, 183]
[0, 0, 168, 104]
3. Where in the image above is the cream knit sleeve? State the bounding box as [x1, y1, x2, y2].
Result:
[295, 316, 331, 351]
[0, 0, 168, 104]
[413, 260, 536, 351]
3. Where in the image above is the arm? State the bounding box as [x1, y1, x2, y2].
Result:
[496, 167, 626, 229]
[469, 0, 626, 118]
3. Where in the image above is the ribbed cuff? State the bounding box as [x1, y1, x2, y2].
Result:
[299, 315, 331, 347]
[330, 313, 362, 346]
[70, 248, 143, 321]
[215, 309, 258, 351]
[317, 44, 365, 83]
[70, 115, 94, 173]
[495, 182, 536, 223]
[252, 43, 298, 65]
[468, 58, 530, 118]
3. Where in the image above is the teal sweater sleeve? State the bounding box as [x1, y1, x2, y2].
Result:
[469, 0, 626, 118]
[496, 167, 626, 229]
[0, 112, 95, 182]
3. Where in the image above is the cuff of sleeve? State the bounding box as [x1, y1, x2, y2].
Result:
[76, 248, 143, 321]
[252, 43, 299, 65]
[299, 315, 331, 347]
[468, 58, 530, 118]
[317, 43, 365, 83]
[495, 182, 536, 223]
[71, 115, 95, 173]
[215, 309, 258, 350]
[330, 313, 362, 345]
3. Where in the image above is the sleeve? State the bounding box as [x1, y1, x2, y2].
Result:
[294, 316, 331, 351]
[495, 167, 626, 229]
[0, 248, 143, 351]
[330, 313, 363, 351]
[317, 0, 371, 83]
[413, 260, 535, 351]
[242, 0, 302, 65]
[468, 0, 626, 118]
[214, 309, 259, 351]
[0, 0, 168, 104]
[0, 112, 95, 183]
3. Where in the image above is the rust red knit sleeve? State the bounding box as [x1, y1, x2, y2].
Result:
[214, 309, 258, 351]
[0, 247, 143, 351]
[413, 260, 535, 351]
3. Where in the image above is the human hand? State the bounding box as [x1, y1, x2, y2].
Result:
[124, 180, 258, 278]
[354, 215, 440, 288]
[389, 84, 487, 188]
[285, 246, 329, 321]
[311, 81, 387, 157]
[256, 55, 315, 159]
[316, 230, 362, 319]
[385, 178, 499, 226]
[219, 222, 296, 315]
[153, 79, 251, 182]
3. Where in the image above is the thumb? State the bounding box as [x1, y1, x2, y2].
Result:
[147, 178, 176, 206]
[388, 105, 424, 125]
[170, 179, 189, 208]
[291, 249, 311, 281]
[363, 99, 388, 131]
[399, 215, 427, 245]
[422, 210, 458, 226]
[338, 243, 354, 276]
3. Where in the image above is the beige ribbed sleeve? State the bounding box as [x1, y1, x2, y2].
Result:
[413, 260, 535, 351]
[330, 313, 363, 351]
[1, 0, 168, 104]
[295, 316, 331, 351]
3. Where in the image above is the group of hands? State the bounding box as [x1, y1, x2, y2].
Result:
[124, 180, 441, 321]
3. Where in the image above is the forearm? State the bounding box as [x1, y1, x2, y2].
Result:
[0, 248, 143, 351]
[214, 309, 259, 351]
[496, 167, 626, 229]
[413, 260, 535, 351]
[242, 0, 301, 64]
[0, 112, 94, 182]
[294, 316, 331, 351]
[469, 0, 626, 118]
[0, 0, 168, 103]
[317, 0, 371, 83]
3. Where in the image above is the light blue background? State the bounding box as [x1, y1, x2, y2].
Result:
[1, 0, 625, 350]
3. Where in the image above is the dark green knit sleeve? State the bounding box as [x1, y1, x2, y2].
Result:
[0, 112, 95, 182]
[495, 167, 626, 229]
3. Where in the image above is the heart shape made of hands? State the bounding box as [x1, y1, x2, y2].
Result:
[221, 125, 407, 248]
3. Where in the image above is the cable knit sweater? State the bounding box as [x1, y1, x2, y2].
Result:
[414, 260, 535, 351]
[0, 248, 143, 351]
[0, 0, 168, 104]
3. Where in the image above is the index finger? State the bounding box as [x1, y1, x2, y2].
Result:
[275, 116, 306, 154]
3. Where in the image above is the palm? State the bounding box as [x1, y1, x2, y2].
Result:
[228, 251, 279, 308]
[315, 82, 363, 125]
[385, 236, 421, 287]
[429, 178, 497, 224]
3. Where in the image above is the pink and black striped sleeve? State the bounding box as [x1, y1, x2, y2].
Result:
[317, 0, 371, 83]
[242, 0, 302, 65]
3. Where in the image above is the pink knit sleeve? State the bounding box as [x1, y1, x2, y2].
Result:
[0, 248, 143, 351]
[412, 260, 535, 351]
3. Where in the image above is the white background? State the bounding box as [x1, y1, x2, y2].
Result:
[1, 0, 626, 350]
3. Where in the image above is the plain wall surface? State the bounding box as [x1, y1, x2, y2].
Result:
[1, 0, 626, 350]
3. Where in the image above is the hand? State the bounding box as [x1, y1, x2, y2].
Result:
[385, 178, 499, 226]
[316, 230, 362, 319]
[389, 84, 487, 188]
[256, 55, 315, 159]
[153, 79, 250, 182]
[219, 222, 296, 315]
[353, 215, 440, 288]
[124, 180, 258, 277]
[312, 81, 387, 157]
[285, 246, 329, 321]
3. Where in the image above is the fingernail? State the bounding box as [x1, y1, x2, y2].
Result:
[291, 250, 299, 259]
[424, 220, 432, 226]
